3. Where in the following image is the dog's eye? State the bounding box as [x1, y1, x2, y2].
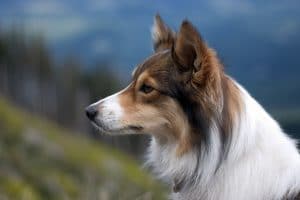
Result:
[140, 84, 154, 94]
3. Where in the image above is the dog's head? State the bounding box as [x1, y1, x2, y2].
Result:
[86, 15, 231, 155]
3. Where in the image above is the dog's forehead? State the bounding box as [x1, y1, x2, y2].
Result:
[132, 50, 173, 80]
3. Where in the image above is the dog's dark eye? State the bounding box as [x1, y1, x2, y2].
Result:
[140, 84, 154, 94]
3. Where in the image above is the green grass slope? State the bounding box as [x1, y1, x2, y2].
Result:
[0, 97, 166, 200]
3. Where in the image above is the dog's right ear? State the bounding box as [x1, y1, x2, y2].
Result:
[151, 14, 175, 52]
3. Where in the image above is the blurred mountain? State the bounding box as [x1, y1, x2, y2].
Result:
[0, 97, 166, 200]
[0, 0, 299, 110]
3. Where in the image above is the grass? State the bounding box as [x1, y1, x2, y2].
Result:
[0, 97, 166, 200]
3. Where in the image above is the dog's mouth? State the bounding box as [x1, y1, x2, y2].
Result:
[90, 120, 143, 134]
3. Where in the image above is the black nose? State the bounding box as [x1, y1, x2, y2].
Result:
[85, 106, 98, 121]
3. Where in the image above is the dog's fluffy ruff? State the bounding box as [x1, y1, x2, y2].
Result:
[147, 82, 300, 200]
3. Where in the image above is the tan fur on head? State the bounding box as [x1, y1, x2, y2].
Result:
[152, 14, 175, 52]
[173, 20, 208, 70]
[88, 15, 241, 156]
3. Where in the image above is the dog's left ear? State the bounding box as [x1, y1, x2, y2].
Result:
[172, 20, 210, 73]
[152, 14, 175, 52]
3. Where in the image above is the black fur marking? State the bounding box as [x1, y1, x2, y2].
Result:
[161, 80, 210, 144]
[282, 190, 300, 200]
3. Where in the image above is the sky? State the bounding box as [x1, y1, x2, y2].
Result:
[1, 0, 299, 65]
[1, 1, 299, 41]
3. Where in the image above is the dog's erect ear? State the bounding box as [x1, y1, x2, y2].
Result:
[152, 14, 175, 52]
[172, 20, 209, 73]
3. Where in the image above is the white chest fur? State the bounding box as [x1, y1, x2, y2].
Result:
[146, 83, 300, 200]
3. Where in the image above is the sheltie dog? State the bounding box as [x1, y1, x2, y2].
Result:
[86, 15, 300, 200]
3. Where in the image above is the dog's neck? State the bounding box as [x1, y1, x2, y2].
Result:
[146, 81, 300, 200]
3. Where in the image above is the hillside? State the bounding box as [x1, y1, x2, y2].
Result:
[0, 97, 166, 200]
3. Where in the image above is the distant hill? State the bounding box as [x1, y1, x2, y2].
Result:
[0, 97, 166, 200]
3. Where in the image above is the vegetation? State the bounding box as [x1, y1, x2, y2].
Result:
[0, 26, 145, 158]
[0, 26, 120, 132]
[0, 97, 166, 200]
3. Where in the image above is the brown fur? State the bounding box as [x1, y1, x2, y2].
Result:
[116, 15, 241, 156]
[152, 14, 175, 52]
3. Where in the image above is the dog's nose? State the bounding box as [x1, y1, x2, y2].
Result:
[85, 106, 98, 121]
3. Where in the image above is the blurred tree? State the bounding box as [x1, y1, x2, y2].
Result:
[57, 56, 82, 127]
[81, 62, 120, 102]
[0, 25, 147, 158]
